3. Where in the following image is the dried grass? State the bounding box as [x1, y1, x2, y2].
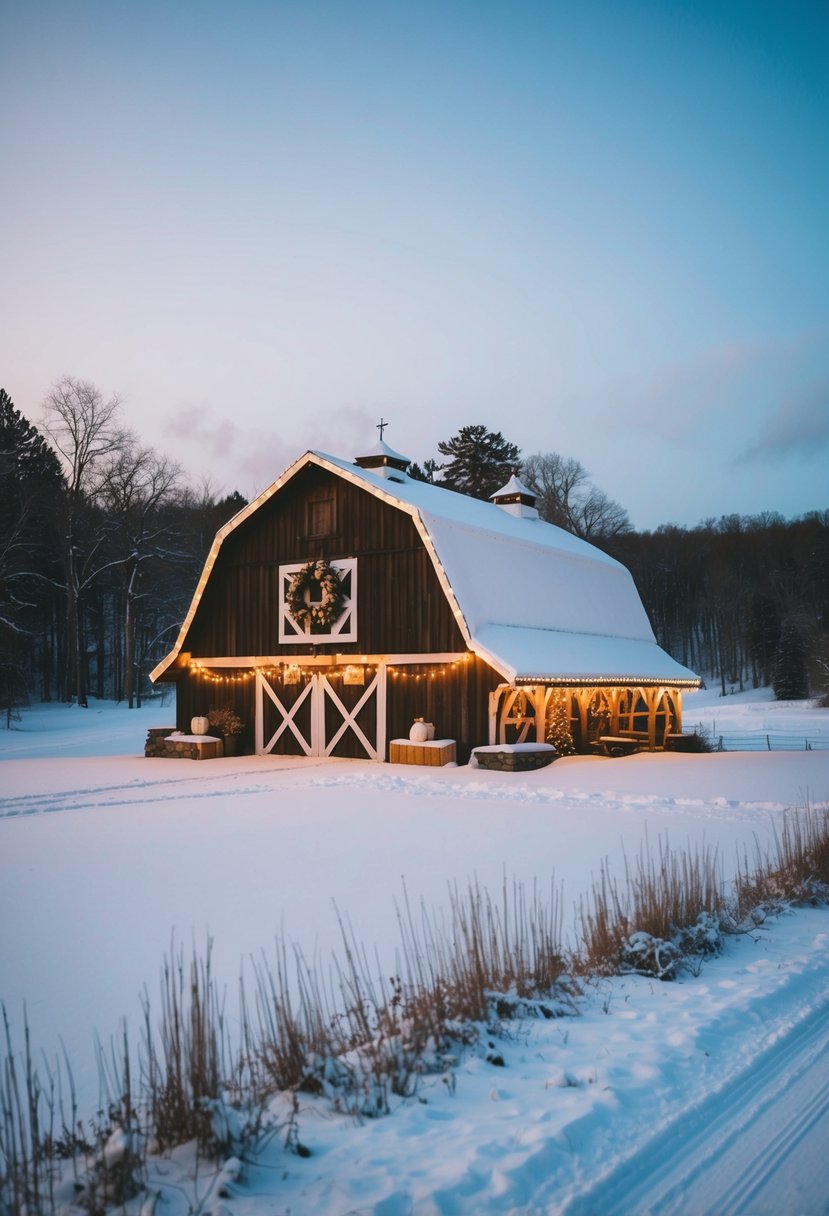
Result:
[734, 805, 829, 920]
[576, 835, 722, 974]
[3, 805, 829, 1212]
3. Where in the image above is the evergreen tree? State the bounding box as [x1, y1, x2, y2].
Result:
[772, 621, 809, 700]
[0, 388, 64, 486]
[546, 691, 576, 755]
[408, 458, 439, 484]
[0, 390, 65, 713]
[437, 424, 520, 499]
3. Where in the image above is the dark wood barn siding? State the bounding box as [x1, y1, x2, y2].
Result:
[175, 672, 256, 755]
[183, 466, 466, 659]
[173, 655, 500, 761]
[387, 655, 501, 764]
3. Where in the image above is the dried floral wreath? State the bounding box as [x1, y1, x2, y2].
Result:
[287, 560, 345, 630]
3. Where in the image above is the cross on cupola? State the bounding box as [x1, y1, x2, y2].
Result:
[376, 417, 388, 441]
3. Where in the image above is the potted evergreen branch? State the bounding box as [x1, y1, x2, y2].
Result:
[208, 705, 244, 756]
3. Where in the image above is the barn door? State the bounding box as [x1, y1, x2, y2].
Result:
[256, 669, 316, 756]
[256, 668, 386, 760]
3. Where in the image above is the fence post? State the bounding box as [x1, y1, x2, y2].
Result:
[766, 734, 771, 750]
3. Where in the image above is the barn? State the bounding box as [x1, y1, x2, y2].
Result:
[150, 441, 700, 762]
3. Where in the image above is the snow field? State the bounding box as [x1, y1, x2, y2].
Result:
[1, 689, 828, 1213]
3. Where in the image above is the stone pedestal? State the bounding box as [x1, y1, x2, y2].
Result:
[144, 726, 177, 757]
[472, 744, 556, 772]
[144, 728, 223, 759]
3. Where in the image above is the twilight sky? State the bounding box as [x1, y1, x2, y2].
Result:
[2, 0, 827, 529]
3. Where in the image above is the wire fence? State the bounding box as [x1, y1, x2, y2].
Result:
[693, 725, 829, 753]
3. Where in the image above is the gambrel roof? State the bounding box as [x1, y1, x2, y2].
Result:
[151, 450, 699, 687]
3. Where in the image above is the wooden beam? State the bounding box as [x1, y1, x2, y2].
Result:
[191, 652, 467, 668]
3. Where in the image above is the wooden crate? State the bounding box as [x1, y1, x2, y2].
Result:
[389, 739, 456, 766]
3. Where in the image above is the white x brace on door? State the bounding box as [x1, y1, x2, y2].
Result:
[255, 668, 385, 760]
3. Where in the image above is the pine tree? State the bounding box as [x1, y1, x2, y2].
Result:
[772, 621, 809, 701]
[408, 458, 439, 484]
[0, 388, 64, 487]
[0, 390, 65, 711]
[546, 691, 576, 755]
[437, 425, 520, 500]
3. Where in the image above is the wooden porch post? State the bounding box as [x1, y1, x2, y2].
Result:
[489, 687, 506, 744]
[531, 685, 547, 744]
[608, 687, 621, 736]
[576, 688, 589, 749]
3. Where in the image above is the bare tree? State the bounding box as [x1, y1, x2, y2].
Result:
[522, 451, 631, 539]
[41, 377, 129, 706]
[577, 485, 633, 540]
[97, 440, 184, 706]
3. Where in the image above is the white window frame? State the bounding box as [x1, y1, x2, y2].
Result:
[278, 557, 357, 643]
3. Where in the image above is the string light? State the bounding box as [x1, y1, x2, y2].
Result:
[387, 654, 471, 681]
[188, 655, 473, 684]
[188, 661, 257, 685]
[187, 659, 382, 684]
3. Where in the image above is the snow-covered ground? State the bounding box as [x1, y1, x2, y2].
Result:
[1, 687, 828, 1214]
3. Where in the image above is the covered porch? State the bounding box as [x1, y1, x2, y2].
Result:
[489, 682, 691, 754]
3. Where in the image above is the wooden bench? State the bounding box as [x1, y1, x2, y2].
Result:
[472, 743, 556, 772]
[594, 736, 641, 758]
[389, 739, 456, 766]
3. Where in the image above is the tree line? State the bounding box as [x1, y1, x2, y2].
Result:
[1, 400, 826, 716]
[0, 381, 245, 716]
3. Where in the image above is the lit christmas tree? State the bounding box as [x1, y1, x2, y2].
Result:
[546, 691, 577, 755]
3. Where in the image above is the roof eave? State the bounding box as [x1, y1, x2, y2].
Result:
[512, 674, 703, 688]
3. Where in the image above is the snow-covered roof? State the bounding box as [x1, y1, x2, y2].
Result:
[151, 450, 699, 686]
[356, 438, 411, 466]
[490, 472, 535, 501]
[474, 625, 696, 685]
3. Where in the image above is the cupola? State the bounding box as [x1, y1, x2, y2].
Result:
[490, 473, 539, 520]
[354, 438, 411, 482]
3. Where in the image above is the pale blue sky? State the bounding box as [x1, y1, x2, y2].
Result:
[2, 0, 827, 528]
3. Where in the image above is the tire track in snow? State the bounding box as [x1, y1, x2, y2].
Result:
[564, 991, 829, 1216]
[313, 772, 789, 821]
[713, 1053, 829, 1215]
[0, 765, 329, 819]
